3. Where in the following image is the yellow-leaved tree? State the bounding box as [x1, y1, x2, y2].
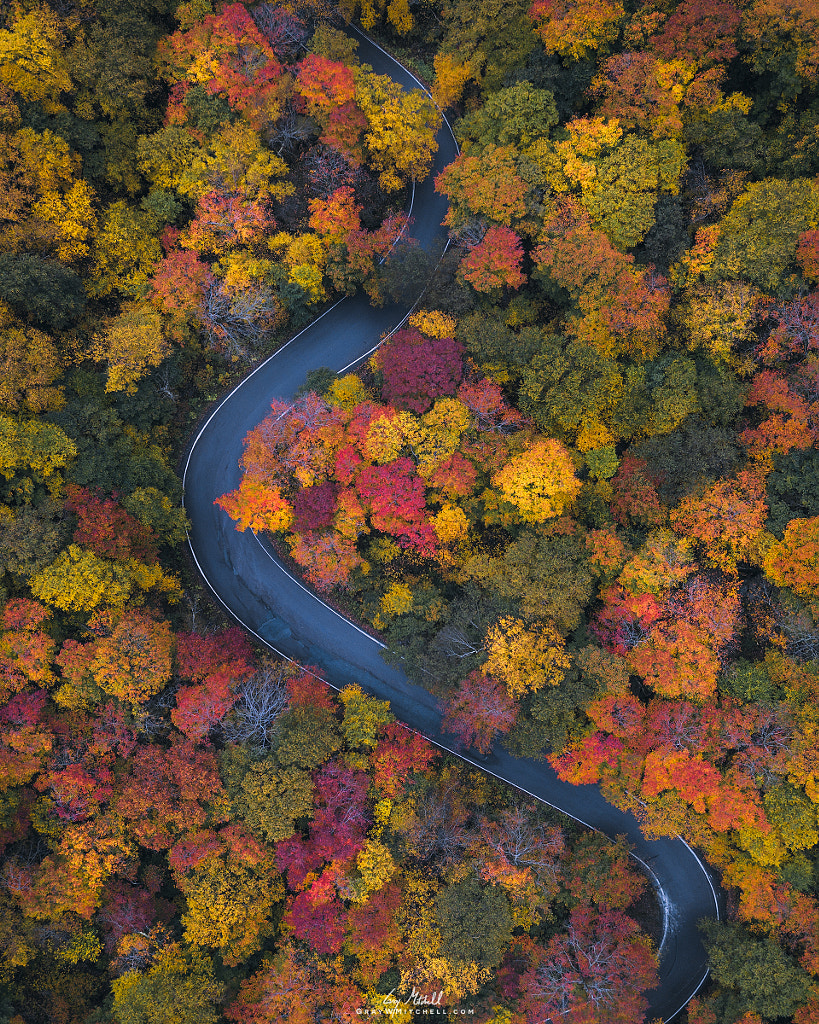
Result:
[90, 203, 162, 299]
[530, 0, 625, 61]
[492, 438, 580, 523]
[180, 854, 284, 965]
[29, 545, 180, 613]
[91, 302, 172, 395]
[32, 179, 96, 262]
[350, 837, 397, 902]
[0, 414, 75, 495]
[431, 53, 476, 110]
[484, 617, 571, 697]
[354, 70, 441, 192]
[677, 281, 761, 367]
[0, 310, 63, 413]
[340, 684, 394, 750]
[409, 309, 458, 339]
[763, 517, 819, 600]
[0, 7, 71, 106]
[338, 0, 414, 33]
[398, 872, 491, 1000]
[29, 546, 132, 612]
[111, 942, 225, 1024]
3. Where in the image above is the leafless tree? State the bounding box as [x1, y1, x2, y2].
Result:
[199, 282, 279, 360]
[403, 777, 476, 872]
[222, 661, 291, 750]
[183, 589, 202, 633]
[252, 4, 309, 62]
[753, 577, 819, 662]
[782, 608, 819, 662]
[305, 144, 359, 198]
[685, 155, 727, 224]
[432, 622, 486, 659]
[657, 701, 703, 751]
[450, 218, 487, 250]
[619, 617, 650, 650]
[154, 365, 178, 406]
[271, 106, 316, 157]
[481, 805, 566, 887]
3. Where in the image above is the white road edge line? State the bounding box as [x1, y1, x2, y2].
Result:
[250, 528, 387, 647]
[189, 518, 680, 985]
[190, 507, 712, 1023]
[180, 28, 714, 1024]
[631, 852, 671, 955]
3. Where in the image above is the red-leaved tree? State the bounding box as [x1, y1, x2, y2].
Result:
[441, 670, 518, 753]
[375, 328, 464, 413]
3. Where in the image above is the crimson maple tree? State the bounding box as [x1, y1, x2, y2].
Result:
[459, 225, 526, 293]
[375, 328, 465, 413]
[441, 670, 518, 753]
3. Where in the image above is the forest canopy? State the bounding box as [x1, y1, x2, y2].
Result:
[1, 0, 819, 1021]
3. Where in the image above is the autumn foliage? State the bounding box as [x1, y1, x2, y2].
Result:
[3, 0, 819, 1018]
[219, 330, 577, 590]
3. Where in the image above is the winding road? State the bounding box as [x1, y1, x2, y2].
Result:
[182, 29, 721, 1021]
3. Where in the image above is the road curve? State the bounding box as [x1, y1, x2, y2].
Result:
[182, 28, 721, 1021]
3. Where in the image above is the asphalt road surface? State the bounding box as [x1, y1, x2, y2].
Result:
[182, 28, 722, 1021]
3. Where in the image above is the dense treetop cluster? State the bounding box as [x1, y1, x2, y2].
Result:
[2, 0, 819, 1020]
